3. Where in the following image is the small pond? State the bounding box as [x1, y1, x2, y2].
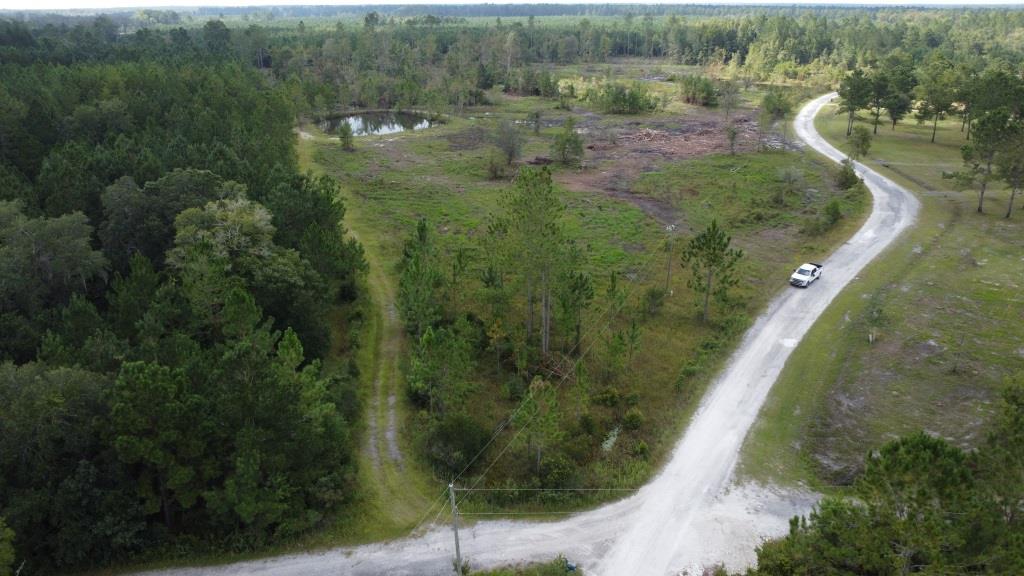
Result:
[319, 111, 434, 136]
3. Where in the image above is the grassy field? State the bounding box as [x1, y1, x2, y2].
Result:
[305, 76, 869, 522]
[741, 103, 1024, 488]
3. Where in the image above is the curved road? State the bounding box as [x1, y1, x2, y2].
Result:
[140, 93, 918, 576]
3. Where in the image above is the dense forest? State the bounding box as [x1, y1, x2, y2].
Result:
[0, 16, 366, 572]
[1, 4, 1023, 574]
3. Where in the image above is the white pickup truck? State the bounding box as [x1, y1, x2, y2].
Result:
[789, 262, 823, 288]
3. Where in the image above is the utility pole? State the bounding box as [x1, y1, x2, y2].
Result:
[449, 483, 463, 575]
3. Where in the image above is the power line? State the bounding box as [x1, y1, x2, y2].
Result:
[411, 226, 677, 537]
[453, 231, 677, 511]
[459, 511, 584, 516]
[458, 487, 636, 492]
[445, 229, 679, 490]
[409, 486, 454, 536]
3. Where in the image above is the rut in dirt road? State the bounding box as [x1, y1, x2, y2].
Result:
[136, 93, 918, 576]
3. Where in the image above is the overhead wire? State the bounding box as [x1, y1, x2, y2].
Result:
[445, 228, 679, 490]
[451, 231, 678, 512]
[410, 224, 678, 531]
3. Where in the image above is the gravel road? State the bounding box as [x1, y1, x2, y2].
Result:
[139, 93, 918, 576]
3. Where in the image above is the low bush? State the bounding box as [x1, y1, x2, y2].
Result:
[623, 407, 645, 430]
[551, 117, 584, 167]
[835, 159, 860, 190]
[678, 74, 718, 106]
[586, 81, 659, 114]
[593, 387, 621, 407]
[487, 147, 510, 180]
[642, 286, 666, 317]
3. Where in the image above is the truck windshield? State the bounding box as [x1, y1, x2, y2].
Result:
[798, 267, 813, 275]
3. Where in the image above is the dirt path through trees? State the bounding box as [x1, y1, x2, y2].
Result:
[294, 132, 433, 539]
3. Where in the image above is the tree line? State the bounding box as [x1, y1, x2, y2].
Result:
[0, 25, 366, 572]
[837, 54, 1024, 217]
[7, 7, 1023, 127]
[273, 9, 1024, 115]
[10, 6, 1018, 120]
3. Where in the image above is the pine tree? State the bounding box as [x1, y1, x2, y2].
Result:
[681, 220, 743, 323]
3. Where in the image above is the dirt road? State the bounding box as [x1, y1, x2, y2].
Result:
[139, 93, 918, 576]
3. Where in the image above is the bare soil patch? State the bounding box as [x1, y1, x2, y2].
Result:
[557, 111, 760, 226]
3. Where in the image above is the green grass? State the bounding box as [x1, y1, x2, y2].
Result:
[300, 129, 442, 544]
[740, 104, 1024, 488]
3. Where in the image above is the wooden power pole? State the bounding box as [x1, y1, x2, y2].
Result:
[449, 483, 463, 575]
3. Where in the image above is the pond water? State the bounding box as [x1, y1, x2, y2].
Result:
[319, 111, 434, 136]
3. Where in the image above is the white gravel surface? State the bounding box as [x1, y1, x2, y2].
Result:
[140, 93, 918, 576]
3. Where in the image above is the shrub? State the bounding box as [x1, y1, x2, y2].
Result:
[588, 81, 659, 114]
[835, 159, 860, 190]
[593, 387, 621, 407]
[502, 375, 527, 400]
[849, 125, 872, 160]
[494, 120, 521, 165]
[0, 517, 15, 576]
[624, 391, 640, 407]
[577, 412, 597, 436]
[623, 407, 645, 430]
[725, 122, 739, 155]
[678, 75, 718, 106]
[486, 147, 509, 180]
[505, 68, 559, 98]
[825, 198, 843, 226]
[541, 454, 575, 488]
[803, 198, 844, 236]
[642, 286, 666, 317]
[674, 361, 702, 392]
[427, 413, 490, 474]
[551, 117, 584, 167]
[528, 110, 543, 135]
[632, 440, 650, 459]
[776, 166, 803, 205]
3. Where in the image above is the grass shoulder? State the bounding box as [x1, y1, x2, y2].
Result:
[741, 103, 1024, 488]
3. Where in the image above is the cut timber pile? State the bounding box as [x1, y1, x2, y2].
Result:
[618, 126, 728, 157]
